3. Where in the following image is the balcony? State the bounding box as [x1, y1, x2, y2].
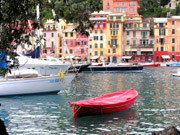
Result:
[130, 44, 154, 48]
[110, 44, 118, 48]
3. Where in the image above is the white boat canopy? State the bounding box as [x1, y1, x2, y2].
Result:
[65, 55, 75, 59]
[122, 56, 132, 59]
[90, 56, 99, 60]
[161, 55, 170, 59]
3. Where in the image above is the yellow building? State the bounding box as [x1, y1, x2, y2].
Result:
[88, 11, 109, 62]
[106, 13, 125, 63]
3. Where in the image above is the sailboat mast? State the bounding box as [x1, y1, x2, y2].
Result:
[48, 0, 73, 67]
[36, 1, 41, 58]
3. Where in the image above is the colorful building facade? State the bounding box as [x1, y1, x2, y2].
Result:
[106, 13, 125, 63]
[123, 18, 154, 62]
[89, 11, 108, 62]
[154, 16, 180, 62]
[62, 23, 89, 61]
[42, 19, 66, 58]
[103, 0, 140, 16]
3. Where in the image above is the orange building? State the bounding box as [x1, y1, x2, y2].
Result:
[154, 16, 180, 62]
[103, 0, 140, 16]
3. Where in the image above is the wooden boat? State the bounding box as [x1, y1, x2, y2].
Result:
[0, 72, 75, 96]
[69, 89, 138, 117]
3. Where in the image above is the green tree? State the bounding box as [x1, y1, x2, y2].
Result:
[0, 0, 102, 74]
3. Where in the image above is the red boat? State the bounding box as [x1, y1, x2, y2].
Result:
[140, 63, 160, 67]
[69, 89, 138, 117]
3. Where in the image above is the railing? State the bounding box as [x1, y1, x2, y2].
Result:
[130, 44, 154, 48]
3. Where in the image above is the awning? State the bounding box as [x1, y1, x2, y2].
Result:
[74, 57, 81, 60]
[90, 56, 99, 60]
[65, 55, 75, 59]
[122, 56, 132, 59]
[161, 55, 170, 59]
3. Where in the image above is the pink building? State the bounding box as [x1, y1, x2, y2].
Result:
[103, 0, 140, 16]
[62, 24, 89, 61]
[42, 20, 59, 58]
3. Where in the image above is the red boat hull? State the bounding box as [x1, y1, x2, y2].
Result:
[141, 64, 160, 67]
[69, 89, 138, 117]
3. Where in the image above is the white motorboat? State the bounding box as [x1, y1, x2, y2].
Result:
[15, 52, 70, 76]
[0, 71, 75, 96]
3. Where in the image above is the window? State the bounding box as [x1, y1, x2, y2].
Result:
[90, 30, 92, 33]
[117, 2, 119, 6]
[90, 45, 92, 48]
[94, 21, 98, 28]
[133, 31, 136, 37]
[172, 21, 175, 25]
[94, 36, 98, 40]
[116, 16, 121, 20]
[100, 30, 103, 33]
[70, 33, 73, 37]
[48, 25, 50, 30]
[133, 40, 136, 46]
[51, 33, 54, 37]
[156, 56, 159, 62]
[76, 42, 80, 45]
[127, 40, 129, 45]
[110, 23, 112, 28]
[143, 23, 147, 28]
[172, 29, 175, 34]
[95, 44, 98, 48]
[129, 8, 135, 12]
[107, 2, 109, 7]
[172, 46, 175, 51]
[100, 51, 103, 55]
[100, 43, 103, 48]
[141, 32, 147, 38]
[150, 40, 154, 45]
[134, 24, 137, 28]
[108, 49, 110, 53]
[95, 30, 97, 33]
[51, 41, 54, 47]
[113, 48, 116, 53]
[159, 29, 165, 35]
[159, 23, 164, 27]
[122, 2, 124, 6]
[81, 49, 84, 53]
[65, 33, 68, 37]
[70, 49, 73, 54]
[108, 41, 110, 45]
[172, 38, 175, 43]
[110, 16, 113, 20]
[129, 1, 135, 6]
[161, 47, 164, 51]
[116, 23, 119, 28]
[160, 38, 165, 45]
[43, 50, 47, 54]
[157, 47, 159, 51]
[44, 33, 46, 37]
[127, 31, 129, 35]
[111, 39, 117, 46]
[70, 41, 73, 46]
[100, 21, 103, 28]
[100, 36, 103, 40]
[53, 25, 55, 30]
[85, 42, 88, 45]
[95, 51, 98, 55]
[114, 7, 127, 12]
[65, 41, 68, 46]
[44, 41, 46, 48]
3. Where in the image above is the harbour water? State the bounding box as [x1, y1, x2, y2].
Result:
[1, 67, 180, 134]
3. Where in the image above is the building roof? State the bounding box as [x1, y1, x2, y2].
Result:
[63, 29, 75, 33]
[153, 18, 167, 23]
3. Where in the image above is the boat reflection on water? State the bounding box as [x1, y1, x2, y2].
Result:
[72, 108, 137, 127]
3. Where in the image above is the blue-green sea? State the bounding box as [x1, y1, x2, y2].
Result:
[1, 67, 180, 135]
